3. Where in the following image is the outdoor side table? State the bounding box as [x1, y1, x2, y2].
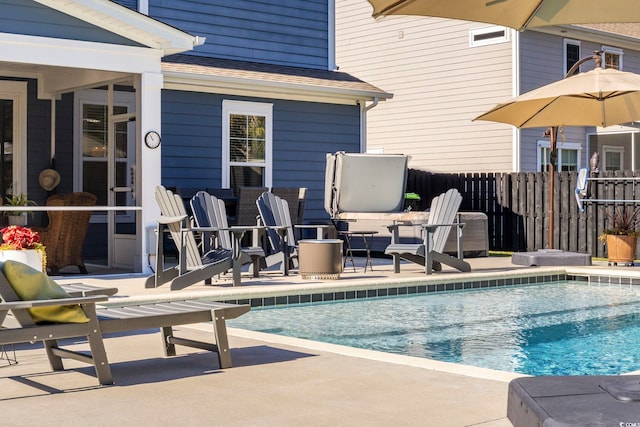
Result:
[298, 239, 343, 280]
[338, 230, 378, 273]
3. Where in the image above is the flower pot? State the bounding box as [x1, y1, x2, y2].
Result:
[7, 215, 26, 226]
[606, 234, 637, 265]
[0, 249, 45, 272]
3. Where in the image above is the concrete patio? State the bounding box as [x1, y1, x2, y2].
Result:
[1, 255, 635, 426]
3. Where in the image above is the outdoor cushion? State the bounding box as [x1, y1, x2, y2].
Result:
[1, 260, 89, 324]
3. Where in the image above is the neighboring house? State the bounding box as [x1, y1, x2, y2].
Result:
[336, 0, 640, 174]
[0, 0, 389, 273]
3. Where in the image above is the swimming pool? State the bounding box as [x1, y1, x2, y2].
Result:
[228, 280, 640, 376]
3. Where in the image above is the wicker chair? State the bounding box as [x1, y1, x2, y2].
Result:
[33, 192, 97, 275]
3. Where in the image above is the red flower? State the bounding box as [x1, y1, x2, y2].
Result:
[0, 226, 44, 250]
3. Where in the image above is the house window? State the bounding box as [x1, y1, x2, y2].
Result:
[222, 100, 272, 192]
[602, 145, 624, 171]
[564, 39, 580, 75]
[538, 141, 581, 172]
[469, 26, 509, 47]
[602, 46, 623, 70]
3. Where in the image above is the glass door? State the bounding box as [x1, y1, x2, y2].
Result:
[0, 100, 13, 203]
[109, 114, 137, 268]
[79, 89, 136, 268]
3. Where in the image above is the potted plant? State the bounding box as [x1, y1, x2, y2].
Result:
[0, 225, 46, 271]
[598, 206, 640, 266]
[4, 193, 37, 225]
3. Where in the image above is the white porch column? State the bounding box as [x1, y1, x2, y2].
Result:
[136, 72, 163, 274]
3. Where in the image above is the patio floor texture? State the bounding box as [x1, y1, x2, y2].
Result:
[1, 255, 635, 426]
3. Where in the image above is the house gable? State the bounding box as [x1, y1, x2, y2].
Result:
[2, 0, 140, 46]
[148, 0, 331, 70]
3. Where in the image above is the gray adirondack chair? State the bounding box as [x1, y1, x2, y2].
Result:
[256, 191, 298, 274]
[145, 185, 241, 290]
[385, 188, 471, 274]
[191, 191, 265, 277]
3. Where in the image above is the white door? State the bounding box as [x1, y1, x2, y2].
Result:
[77, 89, 136, 268]
[0, 81, 27, 204]
[109, 114, 137, 268]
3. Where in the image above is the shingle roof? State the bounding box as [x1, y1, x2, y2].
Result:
[577, 23, 640, 39]
[161, 54, 390, 100]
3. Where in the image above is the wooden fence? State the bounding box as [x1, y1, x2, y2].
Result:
[406, 169, 640, 257]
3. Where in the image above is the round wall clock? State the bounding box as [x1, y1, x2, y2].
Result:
[145, 131, 161, 149]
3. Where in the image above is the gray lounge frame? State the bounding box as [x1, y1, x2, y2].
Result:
[1, 275, 250, 385]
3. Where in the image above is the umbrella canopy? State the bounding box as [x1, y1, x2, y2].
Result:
[367, 0, 640, 31]
[474, 67, 640, 128]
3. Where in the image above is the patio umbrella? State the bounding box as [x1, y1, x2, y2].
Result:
[475, 65, 640, 247]
[474, 67, 640, 128]
[366, 0, 640, 31]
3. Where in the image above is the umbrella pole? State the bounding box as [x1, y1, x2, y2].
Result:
[548, 127, 557, 249]
[547, 51, 600, 250]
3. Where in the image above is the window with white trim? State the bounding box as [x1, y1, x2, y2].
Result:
[469, 26, 509, 47]
[222, 100, 272, 192]
[537, 140, 581, 172]
[564, 39, 580, 75]
[602, 46, 623, 70]
[602, 145, 624, 171]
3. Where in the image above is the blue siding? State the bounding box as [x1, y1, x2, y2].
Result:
[150, 0, 329, 69]
[161, 91, 360, 222]
[0, 0, 141, 46]
[114, 0, 139, 11]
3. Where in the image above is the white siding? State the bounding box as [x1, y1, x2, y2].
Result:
[336, 0, 515, 172]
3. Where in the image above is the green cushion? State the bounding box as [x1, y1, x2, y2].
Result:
[2, 260, 90, 324]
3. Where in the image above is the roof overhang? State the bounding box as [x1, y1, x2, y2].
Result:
[161, 57, 392, 105]
[32, 0, 203, 55]
[533, 24, 640, 53]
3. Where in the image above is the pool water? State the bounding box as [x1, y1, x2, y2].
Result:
[228, 282, 640, 376]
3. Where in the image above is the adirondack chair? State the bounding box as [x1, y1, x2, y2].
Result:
[385, 189, 471, 275]
[145, 185, 241, 290]
[190, 191, 265, 277]
[256, 192, 298, 274]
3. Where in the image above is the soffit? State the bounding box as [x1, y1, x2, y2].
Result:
[161, 55, 392, 104]
[31, 0, 200, 54]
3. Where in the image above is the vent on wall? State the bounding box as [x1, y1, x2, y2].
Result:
[469, 26, 509, 47]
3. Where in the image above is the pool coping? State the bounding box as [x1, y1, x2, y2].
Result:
[96, 265, 640, 382]
[101, 266, 640, 309]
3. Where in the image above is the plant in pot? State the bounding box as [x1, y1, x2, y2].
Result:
[0, 225, 46, 272]
[4, 193, 37, 226]
[598, 206, 640, 266]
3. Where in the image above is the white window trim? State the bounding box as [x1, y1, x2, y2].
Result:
[601, 46, 623, 70]
[0, 81, 27, 195]
[469, 26, 509, 47]
[563, 39, 581, 75]
[537, 140, 582, 171]
[602, 144, 625, 171]
[221, 100, 273, 188]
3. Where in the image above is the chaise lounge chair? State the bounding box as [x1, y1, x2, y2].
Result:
[191, 190, 265, 277]
[385, 189, 471, 274]
[145, 185, 242, 290]
[0, 261, 250, 385]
